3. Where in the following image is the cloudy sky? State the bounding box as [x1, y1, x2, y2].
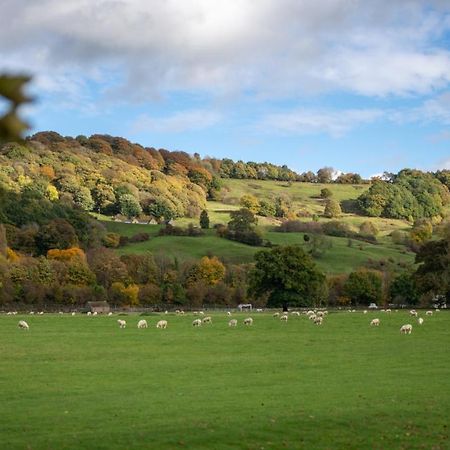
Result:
[1, 0, 450, 176]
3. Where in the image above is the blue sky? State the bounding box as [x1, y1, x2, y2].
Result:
[1, 0, 450, 177]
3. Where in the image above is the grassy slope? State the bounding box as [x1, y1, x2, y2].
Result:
[1, 312, 449, 450]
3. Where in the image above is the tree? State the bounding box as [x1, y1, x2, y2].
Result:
[0, 75, 32, 143]
[239, 194, 260, 214]
[390, 272, 418, 305]
[249, 245, 327, 307]
[324, 199, 342, 218]
[119, 194, 142, 218]
[228, 208, 258, 233]
[344, 269, 382, 305]
[199, 210, 210, 229]
[359, 221, 379, 237]
[414, 235, 450, 302]
[36, 219, 79, 254]
[317, 167, 334, 183]
[320, 188, 333, 199]
[188, 256, 226, 286]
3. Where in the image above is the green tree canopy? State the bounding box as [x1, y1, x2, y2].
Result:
[249, 245, 327, 307]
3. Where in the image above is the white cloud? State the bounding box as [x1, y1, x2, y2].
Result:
[260, 108, 383, 137]
[131, 109, 222, 134]
[2, 0, 450, 103]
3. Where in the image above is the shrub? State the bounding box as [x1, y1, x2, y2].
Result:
[129, 233, 150, 243]
[324, 199, 342, 218]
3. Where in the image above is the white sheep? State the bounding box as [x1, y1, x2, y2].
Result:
[227, 311, 232, 316]
[280, 315, 288, 322]
[38, 311, 44, 315]
[228, 319, 238, 327]
[156, 320, 168, 329]
[117, 319, 127, 329]
[316, 311, 324, 317]
[87, 311, 92, 316]
[363, 310, 368, 314]
[256, 308, 263, 312]
[202, 316, 212, 324]
[385, 309, 391, 313]
[273, 312, 280, 317]
[108, 312, 113, 316]
[137, 319, 148, 329]
[308, 314, 317, 321]
[29, 311, 34, 315]
[244, 317, 253, 326]
[291, 311, 300, 316]
[192, 319, 202, 327]
[71, 312, 76, 316]
[93, 311, 98, 316]
[199, 311, 205, 315]
[426, 310, 433, 316]
[400, 324, 413, 334]
[306, 310, 315, 316]
[370, 318, 380, 326]
[410, 310, 418, 317]
[418, 317, 424, 325]
[18, 320, 29, 330]
[314, 316, 323, 325]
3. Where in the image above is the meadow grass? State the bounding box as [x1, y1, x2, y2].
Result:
[1, 311, 449, 449]
[110, 224, 415, 273]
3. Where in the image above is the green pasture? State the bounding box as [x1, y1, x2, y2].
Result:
[1, 311, 449, 449]
[108, 223, 414, 272]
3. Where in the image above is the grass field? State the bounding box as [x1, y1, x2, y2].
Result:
[2, 311, 449, 449]
[104, 222, 414, 272]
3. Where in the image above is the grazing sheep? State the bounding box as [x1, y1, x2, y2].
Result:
[202, 316, 212, 324]
[165, 310, 168, 314]
[156, 320, 168, 329]
[273, 312, 280, 317]
[117, 319, 127, 329]
[93, 311, 98, 316]
[291, 311, 300, 316]
[370, 318, 380, 326]
[193, 311, 199, 315]
[228, 319, 238, 327]
[108, 312, 113, 316]
[400, 324, 413, 334]
[192, 319, 202, 327]
[199, 311, 205, 315]
[418, 317, 424, 325]
[308, 314, 317, 321]
[18, 320, 29, 330]
[71, 312, 76, 316]
[410, 310, 418, 317]
[306, 310, 315, 316]
[38, 311, 44, 315]
[137, 319, 148, 329]
[29, 311, 34, 315]
[314, 316, 323, 325]
[363, 310, 368, 314]
[244, 317, 253, 326]
[426, 310, 433, 316]
[256, 308, 263, 312]
[87, 311, 92, 316]
[59, 311, 63, 315]
[385, 309, 391, 313]
[227, 311, 232, 316]
[280, 315, 288, 322]
[316, 311, 324, 318]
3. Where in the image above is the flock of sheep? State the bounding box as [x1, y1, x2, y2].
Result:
[13, 307, 440, 332]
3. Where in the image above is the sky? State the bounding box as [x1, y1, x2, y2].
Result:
[1, 0, 450, 177]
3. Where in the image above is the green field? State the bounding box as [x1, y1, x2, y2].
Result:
[2, 312, 449, 449]
[104, 222, 414, 273]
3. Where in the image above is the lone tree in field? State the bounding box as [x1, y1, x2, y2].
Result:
[320, 187, 333, 199]
[324, 199, 342, 218]
[249, 245, 327, 307]
[199, 209, 210, 229]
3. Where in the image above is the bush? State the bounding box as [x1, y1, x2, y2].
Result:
[129, 233, 150, 243]
[102, 232, 121, 248]
[359, 221, 379, 237]
[324, 199, 342, 218]
[320, 188, 333, 198]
